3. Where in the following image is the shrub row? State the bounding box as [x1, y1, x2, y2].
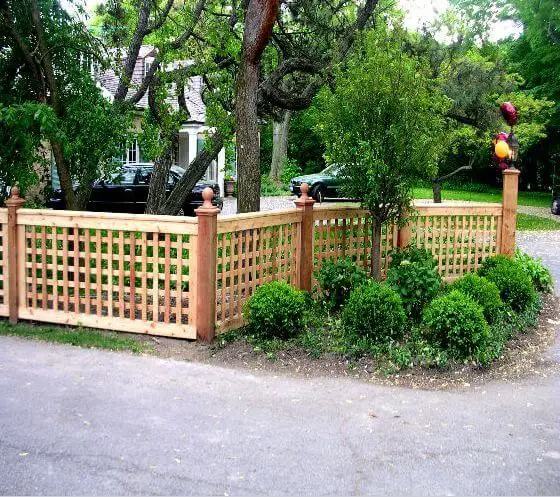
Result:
[242, 248, 551, 367]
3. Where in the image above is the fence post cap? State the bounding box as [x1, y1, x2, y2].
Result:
[5, 186, 25, 207]
[195, 187, 220, 216]
[502, 168, 520, 176]
[295, 183, 315, 207]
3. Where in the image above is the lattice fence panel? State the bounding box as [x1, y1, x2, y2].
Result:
[410, 212, 502, 281]
[312, 208, 398, 287]
[18, 218, 197, 338]
[216, 216, 300, 332]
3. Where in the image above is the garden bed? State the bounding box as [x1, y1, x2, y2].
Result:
[61, 289, 552, 391]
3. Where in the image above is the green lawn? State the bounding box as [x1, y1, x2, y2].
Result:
[413, 186, 552, 208]
[0, 320, 154, 353]
[517, 213, 560, 231]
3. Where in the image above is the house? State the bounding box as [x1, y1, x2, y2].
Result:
[52, 46, 228, 195]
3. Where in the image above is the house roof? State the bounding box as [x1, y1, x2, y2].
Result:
[96, 46, 207, 123]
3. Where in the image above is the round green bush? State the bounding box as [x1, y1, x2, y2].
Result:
[243, 281, 307, 340]
[422, 290, 490, 360]
[449, 274, 503, 323]
[342, 281, 406, 346]
[386, 258, 442, 320]
[315, 258, 368, 310]
[478, 256, 537, 313]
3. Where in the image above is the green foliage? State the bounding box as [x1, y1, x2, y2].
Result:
[315, 258, 368, 311]
[341, 281, 406, 348]
[317, 27, 450, 228]
[422, 290, 490, 361]
[0, 321, 152, 354]
[514, 249, 554, 293]
[243, 281, 307, 340]
[478, 255, 538, 313]
[0, 0, 131, 205]
[389, 246, 438, 269]
[386, 249, 442, 319]
[449, 274, 504, 323]
[517, 213, 560, 231]
[260, 175, 290, 196]
[280, 159, 302, 186]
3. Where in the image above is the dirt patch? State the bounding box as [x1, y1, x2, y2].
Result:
[127, 294, 560, 391]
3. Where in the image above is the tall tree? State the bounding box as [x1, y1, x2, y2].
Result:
[318, 27, 450, 279]
[0, 0, 128, 209]
[269, 109, 291, 183]
[236, 0, 281, 213]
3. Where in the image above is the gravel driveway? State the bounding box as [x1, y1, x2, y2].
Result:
[518, 231, 560, 296]
[220, 196, 296, 215]
[518, 206, 560, 222]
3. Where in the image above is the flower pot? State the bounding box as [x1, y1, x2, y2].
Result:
[225, 179, 235, 198]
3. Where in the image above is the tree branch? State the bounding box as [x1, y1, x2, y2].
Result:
[114, 0, 151, 101]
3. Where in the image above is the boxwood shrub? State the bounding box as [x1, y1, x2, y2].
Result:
[422, 290, 490, 361]
[243, 281, 307, 340]
[342, 281, 406, 347]
[449, 274, 503, 323]
[315, 258, 368, 311]
[478, 256, 537, 313]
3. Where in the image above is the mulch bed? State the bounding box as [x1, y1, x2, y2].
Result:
[128, 293, 560, 391]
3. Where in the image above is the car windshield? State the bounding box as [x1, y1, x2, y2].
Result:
[321, 164, 340, 176]
[108, 168, 137, 185]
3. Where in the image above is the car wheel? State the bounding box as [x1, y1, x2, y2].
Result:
[552, 199, 560, 215]
[313, 185, 326, 203]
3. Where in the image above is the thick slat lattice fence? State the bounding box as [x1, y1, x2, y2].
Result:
[2, 169, 520, 341]
[215, 210, 301, 332]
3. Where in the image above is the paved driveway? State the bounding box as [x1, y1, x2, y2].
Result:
[0, 234, 558, 496]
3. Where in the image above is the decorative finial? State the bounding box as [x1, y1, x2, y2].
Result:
[10, 186, 20, 199]
[201, 187, 214, 209]
[300, 183, 310, 199]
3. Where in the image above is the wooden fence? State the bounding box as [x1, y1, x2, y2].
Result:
[2, 169, 520, 341]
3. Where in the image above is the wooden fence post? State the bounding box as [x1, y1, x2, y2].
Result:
[195, 188, 219, 342]
[501, 168, 520, 257]
[295, 183, 316, 292]
[5, 186, 25, 324]
[397, 219, 412, 249]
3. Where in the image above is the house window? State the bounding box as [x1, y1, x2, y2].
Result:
[197, 134, 217, 182]
[122, 140, 140, 165]
[143, 58, 152, 79]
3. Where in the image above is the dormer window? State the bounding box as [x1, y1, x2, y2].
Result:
[143, 58, 152, 79]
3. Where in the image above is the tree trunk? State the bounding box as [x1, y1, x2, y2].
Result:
[146, 136, 176, 214]
[371, 219, 382, 281]
[432, 181, 442, 203]
[160, 132, 225, 215]
[235, 0, 280, 213]
[269, 110, 291, 183]
[51, 140, 81, 210]
[236, 56, 262, 213]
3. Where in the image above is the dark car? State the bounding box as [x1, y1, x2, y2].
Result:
[290, 164, 341, 203]
[553, 195, 560, 215]
[49, 164, 223, 215]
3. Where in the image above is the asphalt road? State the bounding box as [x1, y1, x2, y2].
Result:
[0, 234, 558, 496]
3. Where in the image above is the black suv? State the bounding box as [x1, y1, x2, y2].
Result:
[49, 164, 223, 215]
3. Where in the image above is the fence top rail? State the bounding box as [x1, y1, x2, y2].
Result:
[16, 208, 199, 234]
[413, 200, 503, 208]
[313, 201, 503, 219]
[0, 208, 7, 223]
[414, 203, 503, 217]
[218, 209, 302, 233]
